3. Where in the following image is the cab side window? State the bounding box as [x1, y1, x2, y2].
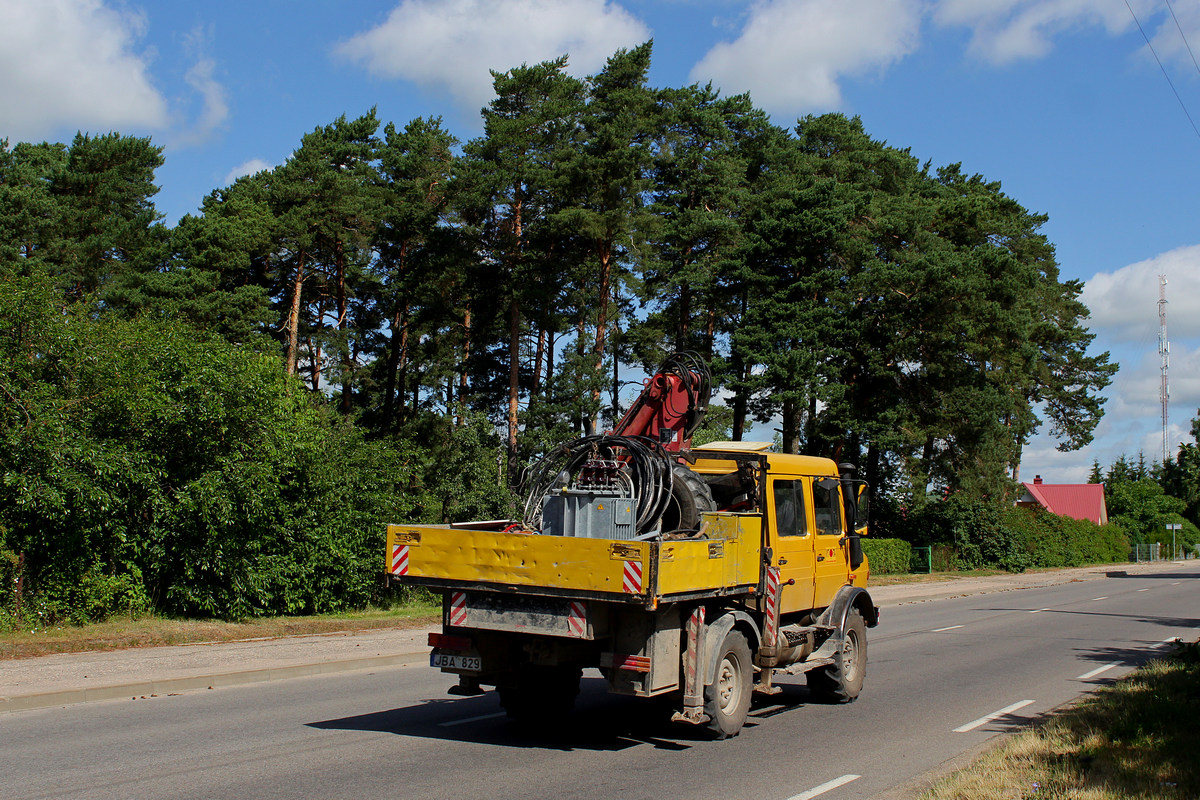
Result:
[772, 479, 808, 537]
[812, 479, 842, 537]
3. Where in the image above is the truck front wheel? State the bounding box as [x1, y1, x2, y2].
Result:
[704, 630, 752, 738]
[807, 608, 866, 703]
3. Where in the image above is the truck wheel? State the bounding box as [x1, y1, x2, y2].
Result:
[807, 608, 866, 703]
[704, 630, 752, 739]
[498, 665, 582, 723]
[663, 463, 716, 533]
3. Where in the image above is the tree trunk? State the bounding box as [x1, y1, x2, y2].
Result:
[677, 282, 691, 349]
[590, 242, 612, 432]
[308, 338, 322, 393]
[381, 302, 407, 430]
[782, 399, 800, 455]
[506, 298, 521, 484]
[335, 238, 351, 414]
[285, 253, 306, 376]
[457, 308, 471, 428]
[533, 327, 546, 396]
[731, 351, 747, 441]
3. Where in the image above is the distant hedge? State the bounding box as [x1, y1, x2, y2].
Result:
[862, 538, 912, 575]
[884, 494, 1130, 573]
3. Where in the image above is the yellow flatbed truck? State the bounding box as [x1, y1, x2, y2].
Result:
[387, 439, 878, 738]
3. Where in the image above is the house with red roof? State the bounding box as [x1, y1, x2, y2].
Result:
[1016, 475, 1108, 525]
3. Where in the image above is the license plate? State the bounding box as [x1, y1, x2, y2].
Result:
[431, 652, 481, 671]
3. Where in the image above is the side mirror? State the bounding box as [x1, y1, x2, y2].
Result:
[855, 483, 869, 535]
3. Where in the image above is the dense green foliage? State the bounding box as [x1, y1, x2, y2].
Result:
[860, 538, 912, 575]
[888, 494, 1129, 573]
[1091, 419, 1200, 557]
[1, 43, 1120, 620]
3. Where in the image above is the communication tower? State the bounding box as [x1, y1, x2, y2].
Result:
[1158, 275, 1169, 464]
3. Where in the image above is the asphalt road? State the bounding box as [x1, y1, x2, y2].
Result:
[3, 562, 1198, 800]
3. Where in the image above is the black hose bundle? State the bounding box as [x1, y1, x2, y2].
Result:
[658, 351, 711, 444]
[522, 434, 675, 536]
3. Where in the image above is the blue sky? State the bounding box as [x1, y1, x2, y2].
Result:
[2, 0, 1198, 482]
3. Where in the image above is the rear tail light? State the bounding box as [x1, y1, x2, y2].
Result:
[428, 632, 472, 651]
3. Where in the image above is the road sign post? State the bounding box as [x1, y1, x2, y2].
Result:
[1167, 523, 1182, 560]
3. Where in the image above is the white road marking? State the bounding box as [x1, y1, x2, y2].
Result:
[932, 625, 964, 632]
[788, 774, 862, 800]
[1091, 596, 1108, 601]
[953, 700, 1035, 733]
[437, 711, 507, 728]
[1137, 588, 1151, 592]
[1076, 663, 1119, 680]
[1030, 608, 1050, 614]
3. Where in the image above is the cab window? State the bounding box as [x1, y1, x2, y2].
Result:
[772, 480, 808, 537]
[812, 478, 842, 536]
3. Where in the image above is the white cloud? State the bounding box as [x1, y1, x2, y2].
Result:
[1081, 244, 1200, 343]
[931, 0, 1158, 64]
[170, 27, 231, 148]
[1151, 0, 1200, 70]
[224, 159, 273, 185]
[335, 0, 650, 114]
[0, 0, 168, 141]
[690, 0, 922, 117]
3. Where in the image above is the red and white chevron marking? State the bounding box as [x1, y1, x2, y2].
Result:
[683, 606, 705, 694]
[567, 601, 587, 638]
[622, 560, 644, 594]
[449, 591, 468, 627]
[764, 566, 781, 648]
[390, 544, 409, 576]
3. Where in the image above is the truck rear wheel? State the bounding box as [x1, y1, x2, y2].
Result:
[498, 665, 582, 723]
[704, 630, 752, 739]
[807, 608, 866, 703]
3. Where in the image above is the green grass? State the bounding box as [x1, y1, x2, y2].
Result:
[920, 639, 1200, 799]
[0, 603, 440, 660]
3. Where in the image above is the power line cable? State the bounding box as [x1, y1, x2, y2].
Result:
[1163, 0, 1200, 79]
[1124, 0, 1200, 141]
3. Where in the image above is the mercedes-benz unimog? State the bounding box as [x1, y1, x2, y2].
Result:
[386, 353, 877, 738]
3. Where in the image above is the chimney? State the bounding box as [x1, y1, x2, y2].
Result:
[1033, 475, 1043, 485]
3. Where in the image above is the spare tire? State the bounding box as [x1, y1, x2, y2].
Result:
[661, 462, 716, 533]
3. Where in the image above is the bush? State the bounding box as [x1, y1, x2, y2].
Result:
[880, 493, 1128, 573]
[0, 275, 434, 621]
[1002, 506, 1129, 568]
[862, 538, 912, 575]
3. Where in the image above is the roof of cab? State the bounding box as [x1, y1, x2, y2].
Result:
[690, 442, 839, 476]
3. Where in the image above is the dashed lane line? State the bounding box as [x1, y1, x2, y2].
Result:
[787, 774, 862, 800]
[1076, 663, 1120, 680]
[953, 700, 1035, 733]
[437, 711, 507, 728]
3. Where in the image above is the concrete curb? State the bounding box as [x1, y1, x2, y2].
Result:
[0, 651, 427, 714]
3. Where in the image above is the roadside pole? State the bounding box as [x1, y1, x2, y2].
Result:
[1167, 523, 1182, 560]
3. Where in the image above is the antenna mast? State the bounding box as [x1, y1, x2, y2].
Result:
[1158, 274, 1169, 464]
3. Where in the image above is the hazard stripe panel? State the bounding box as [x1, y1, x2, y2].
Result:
[449, 591, 468, 627]
[623, 560, 644, 594]
[567, 601, 587, 638]
[391, 544, 409, 576]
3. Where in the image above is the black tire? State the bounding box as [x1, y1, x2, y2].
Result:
[807, 608, 867, 703]
[662, 463, 716, 533]
[498, 665, 582, 723]
[704, 630, 753, 739]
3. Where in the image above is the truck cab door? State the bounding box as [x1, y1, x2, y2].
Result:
[812, 477, 848, 609]
[767, 477, 815, 614]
